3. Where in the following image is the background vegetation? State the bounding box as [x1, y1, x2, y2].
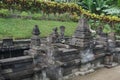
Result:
[0, 0, 120, 22]
[0, 0, 120, 39]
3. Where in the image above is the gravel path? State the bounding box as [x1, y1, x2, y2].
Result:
[70, 66, 120, 80]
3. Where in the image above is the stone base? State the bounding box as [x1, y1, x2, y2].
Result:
[93, 62, 104, 69]
[63, 69, 95, 80]
[104, 62, 118, 68]
[77, 69, 95, 76]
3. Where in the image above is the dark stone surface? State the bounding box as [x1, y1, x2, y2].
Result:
[46, 66, 63, 80]
[2, 38, 13, 48]
[0, 39, 30, 59]
[116, 40, 120, 47]
[63, 65, 79, 76]
[114, 48, 120, 63]
[0, 56, 34, 79]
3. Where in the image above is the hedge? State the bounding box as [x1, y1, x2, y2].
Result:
[0, 0, 120, 23]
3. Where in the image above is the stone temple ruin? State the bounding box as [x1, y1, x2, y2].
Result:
[0, 17, 120, 80]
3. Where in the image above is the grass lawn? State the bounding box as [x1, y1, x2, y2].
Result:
[0, 18, 77, 40]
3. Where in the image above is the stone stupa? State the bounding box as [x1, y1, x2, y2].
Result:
[70, 17, 92, 48]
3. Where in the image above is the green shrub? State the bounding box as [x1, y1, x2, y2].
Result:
[0, 0, 120, 22]
[103, 24, 112, 33]
[70, 12, 79, 22]
[56, 13, 71, 21]
[0, 9, 10, 17]
[20, 11, 29, 19]
[115, 23, 120, 35]
[32, 13, 43, 19]
[103, 8, 120, 16]
[118, 0, 120, 7]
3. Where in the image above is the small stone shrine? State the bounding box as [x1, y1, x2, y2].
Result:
[48, 27, 59, 43]
[59, 26, 65, 43]
[31, 25, 41, 48]
[70, 17, 92, 48]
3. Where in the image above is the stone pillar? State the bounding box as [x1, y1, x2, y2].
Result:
[105, 32, 115, 65]
[31, 25, 41, 48]
[105, 38, 116, 67]
[28, 25, 42, 68]
[29, 25, 48, 80]
[45, 45, 63, 80]
[59, 26, 65, 43]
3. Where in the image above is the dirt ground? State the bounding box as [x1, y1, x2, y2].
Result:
[70, 66, 120, 80]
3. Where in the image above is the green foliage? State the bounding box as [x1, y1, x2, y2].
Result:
[88, 20, 100, 30]
[103, 7, 120, 16]
[103, 24, 112, 33]
[94, 0, 109, 14]
[118, 0, 120, 7]
[32, 13, 43, 20]
[70, 12, 79, 22]
[77, 0, 110, 14]
[77, 0, 94, 12]
[0, 0, 120, 23]
[20, 12, 78, 22]
[21, 11, 28, 17]
[0, 0, 80, 15]
[0, 9, 10, 17]
[20, 11, 29, 18]
[114, 23, 120, 35]
[57, 13, 71, 21]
